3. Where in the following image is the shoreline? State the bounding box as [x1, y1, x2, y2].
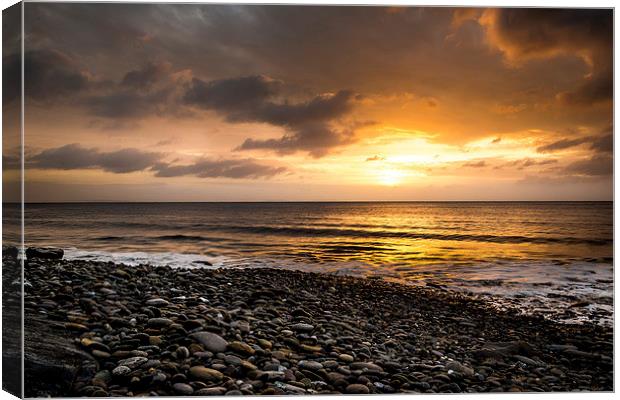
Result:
[11, 253, 614, 396]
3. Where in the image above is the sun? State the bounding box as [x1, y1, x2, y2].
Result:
[378, 168, 405, 186]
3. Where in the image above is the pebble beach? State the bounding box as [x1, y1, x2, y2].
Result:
[8, 248, 613, 397]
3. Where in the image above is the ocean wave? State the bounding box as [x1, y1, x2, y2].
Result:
[201, 224, 612, 246]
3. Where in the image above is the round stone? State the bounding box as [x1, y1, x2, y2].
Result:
[189, 366, 224, 382]
[346, 384, 370, 394]
[189, 332, 228, 353]
[173, 383, 194, 395]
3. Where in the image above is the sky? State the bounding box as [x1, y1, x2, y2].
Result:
[2, 4, 614, 201]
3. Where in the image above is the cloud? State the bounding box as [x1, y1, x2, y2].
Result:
[537, 137, 592, 153]
[26, 143, 286, 179]
[3, 49, 92, 102]
[590, 133, 612, 154]
[366, 155, 385, 161]
[121, 61, 172, 89]
[151, 159, 287, 179]
[183, 75, 282, 113]
[563, 155, 612, 177]
[520, 158, 558, 168]
[83, 88, 172, 119]
[462, 160, 486, 168]
[491, 137, 501, 144]
[537, 132, 613, 154]
[184, 75, 361, 157]
[476, 9, 612, 105]
[28, 144, 163, 173]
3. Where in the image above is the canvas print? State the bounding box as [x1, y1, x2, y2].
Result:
[1, 2, 614, 397]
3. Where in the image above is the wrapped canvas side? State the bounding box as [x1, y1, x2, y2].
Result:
[2, 1, 23, 398]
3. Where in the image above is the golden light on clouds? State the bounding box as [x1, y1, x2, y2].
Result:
[1, 5, 611, 201]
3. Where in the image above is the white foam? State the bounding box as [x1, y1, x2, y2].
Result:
[63, 247, 221, 269]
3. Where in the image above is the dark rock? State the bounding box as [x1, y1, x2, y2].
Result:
[26, 247, 64, 260]
[345, 383, 370, 394]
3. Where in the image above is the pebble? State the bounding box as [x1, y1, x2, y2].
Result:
[118, 356, 148, 369]
[145, 298, 169, 307]
[345, 384, 370, 394]
[228, 341, 255, 355]
[18, 256, 614, 397]
[291, 323, 314, 332]
[189, 366, 224, 382]
[189, 331, 228, 352]
[146, 318, 173, 328]
[298, 360, 323, 371]
[111, 366, 131, 377]
[172, 383, 194, 395]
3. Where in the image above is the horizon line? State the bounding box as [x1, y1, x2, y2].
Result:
[3, 200, 613, 204]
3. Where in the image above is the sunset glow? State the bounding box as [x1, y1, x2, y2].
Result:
[2, 5, 612, 201]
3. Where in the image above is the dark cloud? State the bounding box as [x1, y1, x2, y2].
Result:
[122, 61, 172, 89]
[28, 144, 162, 173]
[478, 9, 612, 105]
[366, 155, 385, 161]
[3, 49, 91, 102]
[237, 122, 358, 158]
[26, 144, 286, 179]
[184, 75, 282, 112]
[184, 76, 355, 126]
[83, 88, 172, 119]
[184, 75, 360, 156]
[537, 137, 591, 153]
[151, 159, 287, 179]
[491, 137, 501, 144]
[537, 132, 613, 154]
[590, 133, 613, 154]
[563, 155, 612, 177]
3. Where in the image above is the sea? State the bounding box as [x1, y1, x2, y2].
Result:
[3, 201, 614, 326]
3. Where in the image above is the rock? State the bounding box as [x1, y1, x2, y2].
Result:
[147, 318, 173, 328]
[290, 323, 314, 332]
[298, 360, 323, 371]
[514, 355, 544, 367]
[338, 354, 354, 363]
[65, 323, 89, 332]
[189, 332, 228, 353]
[80, 338, 110, 353]
[258, 339, 273, 349]
[350, 362, 383, 372]
[149, 336, 163, 346]
[189, 366, 224, 382]
[91, 350, 111, 359]
[23, 317, 94, 397]
[195, 387, 227, 396]
[228, 341, 255, 355]
[145, 298, 169, 307]
[176, 346, 190, 359]
[112, 366, 132, 377]
[118, 356, 148, 369]
[446, 361, 474, 377]
[300, 344, 322, 352]
[173, 383, 194, 395]
[345, 384, 370, 394]
[2, 245, 18, 258]
[26, 247, 63, 260]
[241, 360, 257, 370]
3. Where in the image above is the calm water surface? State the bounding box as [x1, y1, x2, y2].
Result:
[5, 202, 614, 325]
